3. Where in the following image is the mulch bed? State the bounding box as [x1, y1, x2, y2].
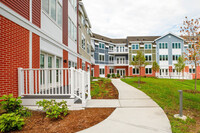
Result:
[133, 81, 146, 84]
[11, 108, 115, 133]
[91, 80, 119, 99]
[183, 90, 200, 94]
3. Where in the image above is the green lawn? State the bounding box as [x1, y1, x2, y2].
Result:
[121, 77, 200, 133]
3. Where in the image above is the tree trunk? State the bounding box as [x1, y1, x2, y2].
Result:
[138, 67, 141, 88]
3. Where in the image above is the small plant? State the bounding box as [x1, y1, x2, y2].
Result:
[36, 100, 68, 119]
[117, 74, 120, 78]
[0, 113, 25, 132]
[0, 94, 31, 117]
[112, 74, 116, 78]
[107, 74, 111, 78]
[0, 94, 22, 113]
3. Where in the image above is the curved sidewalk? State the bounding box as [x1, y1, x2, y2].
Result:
[79, 79, 172, 133]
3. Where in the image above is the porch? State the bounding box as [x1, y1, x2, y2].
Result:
[18, 67, 91, 110]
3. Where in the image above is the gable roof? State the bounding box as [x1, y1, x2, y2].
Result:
[154, 33, 185, 41]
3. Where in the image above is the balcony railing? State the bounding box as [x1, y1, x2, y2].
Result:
[158, 72, 192, 79]
[95, 60, 129, 65]
[18, 68, 91, 106]
[109, 47, 128, 53]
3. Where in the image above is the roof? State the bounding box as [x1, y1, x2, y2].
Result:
[92, 33, 127, 44]
[127, 36, 160, 42]
[154, 33, 184, 41]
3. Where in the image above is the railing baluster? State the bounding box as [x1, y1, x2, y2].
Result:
[35, 70, 37, 95]
[26, 70, 28, 95]
[65, 69, 67, 94]
[42, 70, 43, 94]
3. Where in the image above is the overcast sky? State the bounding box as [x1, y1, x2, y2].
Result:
[82, 0, 200, 38]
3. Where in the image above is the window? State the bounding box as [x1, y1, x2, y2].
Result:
[99, 43, 105, 49]
[68, 18, 77, 42]
[159, 43, 168, 49]
[99, 54, 105, 62]
[133, 68, 139, 75]
[87, 42, 90, 54]
[82, 62, 85, 70]
[69, 0, 77, 10]
[159, 55, 168, 61]
[109, 45, 114, 51]
[172, 55, 181, 61]
[100, 68, 105, 75]
[40, 54, 45, 68]
[50, 0, 56, 21]
[145, 68, 152, 75]
[57, 3, 62, 26]
[189, 68, 195, 73]
[109, 68, 114, 74]
[145, 44, 152, 49]
[172, 43, 181, 49]
[145, 55, 152, 61]
[42, 0, 49, 13]
[82, 35, 85, 49]
[132, 44, 139, 50]
[109, 56, 114, 62]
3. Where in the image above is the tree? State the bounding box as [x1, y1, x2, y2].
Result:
[131, 51, 148, 88]
[152, 61, 160, 77]
[180, 17, 200, 91]
[174, 56, 185, 79]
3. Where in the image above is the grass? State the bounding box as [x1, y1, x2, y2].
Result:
[121, 77, 200, 133]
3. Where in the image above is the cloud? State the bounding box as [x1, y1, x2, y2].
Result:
[82, 0, 200, 38]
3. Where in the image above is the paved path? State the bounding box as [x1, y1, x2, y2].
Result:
[79, 79, 172, 133]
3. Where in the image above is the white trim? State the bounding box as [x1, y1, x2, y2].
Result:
[129, 41, 154, 43]
[155, 33, 185, 41]
[29, 32, 32, 68]
[0, 3, 91, 64]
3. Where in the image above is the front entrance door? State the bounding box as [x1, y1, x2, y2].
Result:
[117, 69, 125, 77]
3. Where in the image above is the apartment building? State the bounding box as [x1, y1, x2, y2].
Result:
[0, 0, 93, 107]
[91, 33, 200, 79]
[78, 1, 94, 72]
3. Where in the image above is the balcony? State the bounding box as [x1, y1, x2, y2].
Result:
[109, 60, 129, 66]
[108, 47, 128, 54]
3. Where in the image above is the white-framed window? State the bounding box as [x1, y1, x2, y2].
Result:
[172, 43, 181, 49]
[42, 0, 62, 27]
[145, 54, 152, 61]
[132, 44, 139, 50]
[99, 42, 105, 49]
[68, 18, 77, 42]
[109, 68, 114, 74]
[133, 68, 139, 75]
[99, 54, 105, 62]
[100, 68, 105, 75]
[109, 45, 114, 51]
[82, 35, 85, 49]
[69, 0, 77, 10]
[189, 68, 195, 73]
[116, 57, 126, 64]
[145, 44, 152, 50]
[87, 42, 90, 54]
[159, 43, 168, 49]
[145, 68, 152, 75]
[82, 62, 85, 70]
[172, 55, 181, 61]
[159, 55, 168, 61]
[109, 55, 114, 62]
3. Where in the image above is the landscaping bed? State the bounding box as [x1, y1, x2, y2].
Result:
[91, 78, 119, 99]
[122, 77, 200, 133]
[10, 108, 115, 133]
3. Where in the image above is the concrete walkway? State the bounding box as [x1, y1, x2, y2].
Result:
[79, 79, 172, 133]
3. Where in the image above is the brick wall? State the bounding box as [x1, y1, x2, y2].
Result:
[0, 0, 30, 20]
[32, 33, 40, 68]
[105, 66, 109, 77]
[32, 0, 41, 28]
[93, 65, 99, 77]
[63, 0, 68, 46]
[0, 16, 29, 97]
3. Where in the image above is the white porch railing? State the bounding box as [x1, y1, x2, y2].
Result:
[18, 68, 91, 105]
[158, 72, 193, 79]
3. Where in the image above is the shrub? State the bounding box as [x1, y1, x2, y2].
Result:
[0, 94, 22, 113]
[0, 113, 25, 132]
[0, 94, 31, 117]
[36, 100, 68, 119]
[112, 74, 116, 78]
[117, 74, 120, 78]
[107, 74, 111, 78]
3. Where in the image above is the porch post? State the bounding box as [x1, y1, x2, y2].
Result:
[18, 68, 23, 97]
[82, 71, 86, 106]
[87, 70, 91, 99]
[71, 67, 75, 98]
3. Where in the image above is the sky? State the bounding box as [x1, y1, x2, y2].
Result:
[82, 0, 200, 38]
